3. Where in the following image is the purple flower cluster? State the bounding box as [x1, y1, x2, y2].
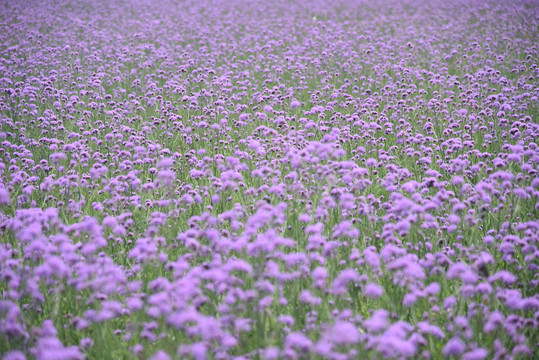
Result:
[0, 0, 538, 359]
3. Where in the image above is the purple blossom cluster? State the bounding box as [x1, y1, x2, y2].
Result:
[0, 0, 538, 359]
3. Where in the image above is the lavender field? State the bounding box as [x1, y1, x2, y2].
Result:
[1, 0, 538, 359]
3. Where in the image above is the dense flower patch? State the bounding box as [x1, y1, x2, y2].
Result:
[1, 0, 538, 359]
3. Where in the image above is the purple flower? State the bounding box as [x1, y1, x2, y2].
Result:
[0, 187, 10, 204]
[157, 169, 176, 186]
[285, 332, 312, 350]
[0, 0, 537, 357]
[364, 283, 384, 298]
[149, 350, 171, 360]
[3, 351, 26, 360]
[364, 309, 389, 333]
[462, 348, 489, 360]
[366, 158, 377, 167]
[332, 268, 359, 294]
[442, 337, 466, 357]
[32, 320, 84, 360]
[325, 321, 360, 345]
[311, 266, 328, 288]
